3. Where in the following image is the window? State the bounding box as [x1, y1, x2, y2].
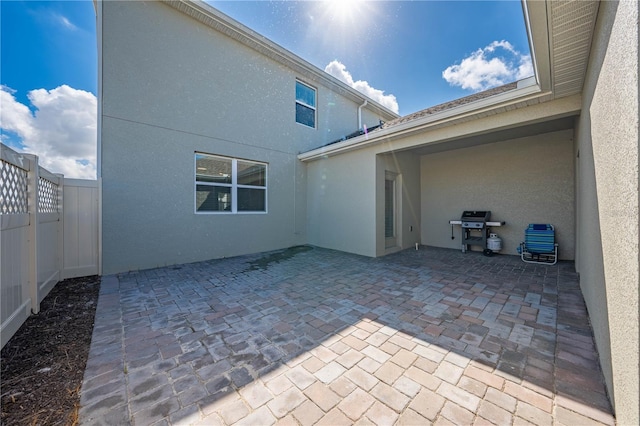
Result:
[296, 80, 316, 128]
[195, 153, 267, 213]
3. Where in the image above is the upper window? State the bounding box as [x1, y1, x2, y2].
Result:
[195, 153, 267, 213]
[296, 81, 316, 128]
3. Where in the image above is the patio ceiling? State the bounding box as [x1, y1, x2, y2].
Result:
[409, 116, 575, 156]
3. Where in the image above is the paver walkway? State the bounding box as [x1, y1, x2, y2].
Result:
[79, 246, 615, 425]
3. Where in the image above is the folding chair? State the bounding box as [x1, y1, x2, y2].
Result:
[518, 224, 558, 265]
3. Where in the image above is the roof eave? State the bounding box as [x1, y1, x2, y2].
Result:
[298, 80, 545, 162]
[522, 0, 553, 94]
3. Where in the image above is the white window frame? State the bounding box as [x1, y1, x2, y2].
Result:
[195, 153, 268, 214]
[295, 80, 317, 128]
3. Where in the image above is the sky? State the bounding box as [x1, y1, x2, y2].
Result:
[0, 0, 532, 179]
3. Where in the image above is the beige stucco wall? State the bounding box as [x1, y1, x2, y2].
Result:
[420, 130, 575, 257]
[101, 118, 307, 274]
[306, 148, 421, 258]
[99, 1, 390, 274]
[575, 1, 639, 423]
[306, 150, 377, 257]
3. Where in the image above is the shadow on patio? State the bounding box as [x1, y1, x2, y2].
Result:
[78, 246, 614, 425]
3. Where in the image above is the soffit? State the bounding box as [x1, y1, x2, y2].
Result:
[549, 0, 600, 98]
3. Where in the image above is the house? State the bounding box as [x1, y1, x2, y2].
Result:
[96, 0, 638, 423]
[96, 0, 398, 275]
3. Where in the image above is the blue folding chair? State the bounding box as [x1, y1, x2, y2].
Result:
[518, 224, 558, 265]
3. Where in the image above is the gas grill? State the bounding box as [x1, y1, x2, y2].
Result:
[449, 211, 505, 253]
[461, 210, 491, 229]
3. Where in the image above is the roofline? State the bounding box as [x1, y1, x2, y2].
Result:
[298, 79, 548, 161]
[161, 0, 399, 120]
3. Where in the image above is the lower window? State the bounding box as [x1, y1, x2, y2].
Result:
[195, 153, 267, 213]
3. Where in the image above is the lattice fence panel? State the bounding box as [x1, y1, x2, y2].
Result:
[38, 176, 59, 213]
[1, 159, 29, 214]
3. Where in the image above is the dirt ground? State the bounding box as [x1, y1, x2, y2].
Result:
[1, 275, 101, 426]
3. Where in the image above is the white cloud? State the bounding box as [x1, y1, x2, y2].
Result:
[442, 40, 534, 91]
[0, 85, 97, 179]
[325, 60, 399, 114]
[55, 14, 79, 31]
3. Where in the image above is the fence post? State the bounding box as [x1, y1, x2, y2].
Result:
[24, 154, 40, 314]
[97, 177, 103, 277]
[56, 173, 64, 283]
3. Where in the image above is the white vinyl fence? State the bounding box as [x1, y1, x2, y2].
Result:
[1, 144, 99, 348]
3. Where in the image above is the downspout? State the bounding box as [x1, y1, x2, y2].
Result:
[358, 99, 368, 130]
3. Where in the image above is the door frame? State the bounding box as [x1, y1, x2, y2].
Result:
[385, 171, 400, 249]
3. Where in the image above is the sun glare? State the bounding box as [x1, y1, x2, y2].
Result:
[325, 0, 365, 22]
[310, 0, 377, 45]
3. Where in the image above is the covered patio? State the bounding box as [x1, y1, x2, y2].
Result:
[79, 246, 614, 425]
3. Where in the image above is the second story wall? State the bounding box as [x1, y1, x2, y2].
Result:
[101, 0, 392, 156]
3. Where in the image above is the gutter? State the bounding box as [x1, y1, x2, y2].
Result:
[357, 100, 368, 130]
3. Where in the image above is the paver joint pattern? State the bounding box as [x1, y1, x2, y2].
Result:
[79, 246, 615, 425]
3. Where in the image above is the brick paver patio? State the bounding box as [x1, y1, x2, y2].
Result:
[79, 246, 615, 425]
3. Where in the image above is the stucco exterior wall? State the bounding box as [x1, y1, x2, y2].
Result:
[99, 1, 389, 273]
[420, 130, 575, 258]
[101, 2, 386, 154]
[575, 1, 639, 423]
[306, 151, 377, 257]
[101, 118, 307, 274]
[306, 149, 421, 259]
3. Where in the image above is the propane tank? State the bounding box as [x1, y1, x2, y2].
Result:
[487, 233, 502, 252]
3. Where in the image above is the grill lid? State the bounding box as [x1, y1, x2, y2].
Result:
[461, 211, 491, 228]
[460, 211, 491, 222]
